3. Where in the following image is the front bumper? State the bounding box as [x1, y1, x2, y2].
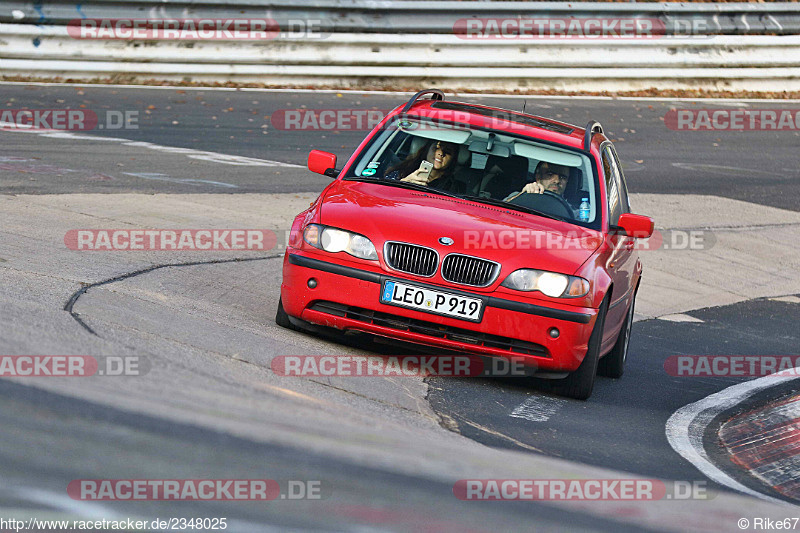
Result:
[281, 250, 598, 372]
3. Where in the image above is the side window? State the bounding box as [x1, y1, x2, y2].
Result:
[608, 145, 631, 213]
[602, 147, 621, 226]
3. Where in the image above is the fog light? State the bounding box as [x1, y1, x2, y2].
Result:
[548, 327, 560, 339]
[307, 278, 318, 289]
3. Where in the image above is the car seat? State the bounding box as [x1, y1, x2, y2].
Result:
[562, 167, 586, 209]
[452, 145, 477, 192]
[476, 155, 529, 200]
[382, 136, 431, 178]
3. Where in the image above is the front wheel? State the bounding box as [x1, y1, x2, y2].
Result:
[553, 295, 609, 400]
[275, 297, 298, 331]
[598, 290, 636, 379]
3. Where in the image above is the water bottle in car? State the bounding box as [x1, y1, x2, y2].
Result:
[578, 198, 590, 222]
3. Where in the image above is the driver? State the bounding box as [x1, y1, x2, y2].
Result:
[504, 161, 570, 202]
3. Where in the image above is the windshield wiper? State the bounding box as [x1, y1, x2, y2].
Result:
[346, 178, 571, 222]
[345, 177, 463, 199]
[457, 194, 570, 223]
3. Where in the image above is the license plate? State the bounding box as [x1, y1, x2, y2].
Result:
[380, 280, 483, 322]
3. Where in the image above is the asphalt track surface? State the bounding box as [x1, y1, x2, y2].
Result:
[1, 83, 799, 530]
[430, 296, 800, 504]
[0, 379, 644, 533]
[3, 83, 800, 210]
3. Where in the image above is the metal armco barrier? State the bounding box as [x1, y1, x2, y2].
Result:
[1, 1, 800, 91]
[2, 1, 800, 35]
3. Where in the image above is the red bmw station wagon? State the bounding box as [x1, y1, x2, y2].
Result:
[277, 90, 653, 399]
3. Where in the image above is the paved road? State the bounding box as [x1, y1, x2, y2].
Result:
[2, 83, 800, 210]
[429, 296, 800, 505]
[1, 84, 798, 530]
[0, 379, 640, 533]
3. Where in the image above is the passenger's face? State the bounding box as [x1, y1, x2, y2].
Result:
[430, 142, 455, 170]
[538, 167, 569, 195]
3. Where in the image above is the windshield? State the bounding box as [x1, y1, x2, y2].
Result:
[345, 118, 600, 228]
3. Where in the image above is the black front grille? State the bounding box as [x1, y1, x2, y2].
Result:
[309, 301, 549, 357]
[384, 242, 438, 277]
[441, 254, 499, 287]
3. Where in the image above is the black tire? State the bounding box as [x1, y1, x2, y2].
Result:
[275, 297, 297, 330]
[598, 291, 636, 379]
[553, 295, 609, 401]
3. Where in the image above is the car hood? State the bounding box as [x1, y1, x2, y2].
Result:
[319, 181, 602, 276]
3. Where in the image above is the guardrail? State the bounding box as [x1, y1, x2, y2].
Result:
[2, 2, 800, 92]
[3, 1, 800, 35]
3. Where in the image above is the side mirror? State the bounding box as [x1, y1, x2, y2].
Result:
[308, 150, 339, 178]
[616, 213, 654, 238]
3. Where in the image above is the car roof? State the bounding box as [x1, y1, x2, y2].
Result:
[399, 98, 604, 153]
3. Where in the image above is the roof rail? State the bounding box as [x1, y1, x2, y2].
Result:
[583, 120, 603, 152]
[402, 89, 445, 112]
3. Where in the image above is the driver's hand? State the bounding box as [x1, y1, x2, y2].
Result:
[402, 169, 431, 186]
[522, 182, 545, 194]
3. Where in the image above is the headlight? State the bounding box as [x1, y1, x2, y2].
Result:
[303, 224, 378, 260]
[320, 228, 350, 253]
[501, 269, 589, 298]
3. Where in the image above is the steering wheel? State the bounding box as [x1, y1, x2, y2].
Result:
[511, 190, 574, 219]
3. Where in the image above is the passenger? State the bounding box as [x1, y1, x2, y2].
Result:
[385, 140, 460, 191]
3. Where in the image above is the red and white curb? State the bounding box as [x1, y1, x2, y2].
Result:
[719, 393, 800, 501]
[666, 366, 800, 505]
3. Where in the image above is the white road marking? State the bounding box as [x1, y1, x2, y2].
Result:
[703, 101, 751, 108]
[0, 124, 303, 168]
[124, 172, 238, 189]
[120, 140, 301, 167]
[665, 365, 800, 505]
[39, 132, 128, 141]
[658, 314, 705, 323]
[769, 296, 800, 304]
[510, 396, 565, 422]
[10, 487, 120, 520]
